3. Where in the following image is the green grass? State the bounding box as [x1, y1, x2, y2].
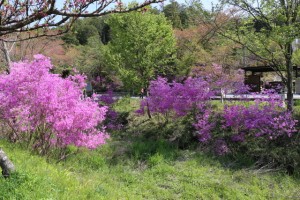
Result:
[1, 139, 300, 200]
[293, 105, 300, 119]
[113, 96, 140, 113]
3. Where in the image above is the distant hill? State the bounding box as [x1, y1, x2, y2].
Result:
[0, 31, 79, 71]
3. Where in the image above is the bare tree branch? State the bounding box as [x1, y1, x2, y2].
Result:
[0, 0, 164, 41]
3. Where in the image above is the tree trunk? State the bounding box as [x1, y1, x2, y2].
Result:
[286, 44, 294, 112]
[0, 147, 15, 178]
[286, 68, 293, 112]
[0, 40, 11, 73]
[146, 100, 152, 119]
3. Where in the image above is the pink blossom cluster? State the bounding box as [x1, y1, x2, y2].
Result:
[213, 139, 229, 156]
[137, 77, 213, 116]
[94, 90, 124, 131]
[223, 97, 297, 140]
[1, 0, 98, 32]
[0, 55, 109, 150]
[193, 110, 214, 142]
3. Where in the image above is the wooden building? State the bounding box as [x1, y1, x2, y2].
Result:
[241, 66, 300, 93]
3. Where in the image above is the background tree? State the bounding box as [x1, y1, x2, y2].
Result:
[184, 0, 210, 27]
[217, 0, 300, 111]
[75, 36, 107, 76]
[163, 0, 187, 29]
[61, 17, 110, 46]
[173, 7, 240, 77]
[60, 17, 117, 91]
[105, 10, 177, 93]
[162, 0, 210, 29]
[74, 36, 119, 92]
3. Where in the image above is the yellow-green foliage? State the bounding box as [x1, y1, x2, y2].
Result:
[113, 96, 140, 113]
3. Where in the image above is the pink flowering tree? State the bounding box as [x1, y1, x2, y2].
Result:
[191, 64, 246, 102]
[0, 55, 109, 155]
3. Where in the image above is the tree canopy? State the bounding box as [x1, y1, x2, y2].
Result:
[105, 11, 177, 92]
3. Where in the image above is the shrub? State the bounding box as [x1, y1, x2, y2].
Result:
[0, 55, 109, 154]
[137, 77, 213, 118]
[138, 76, 299, 170]
[222, 100, 297, 140]
[95, 90, 128, 132]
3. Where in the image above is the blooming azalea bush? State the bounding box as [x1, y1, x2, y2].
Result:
[222, 100, 296, 140]
[95, 90, 126, 131]
[137, 77, 213, 117]
[0, 55, 109, 154]
[212, 95, 297, 156]
[135, 77, 214, 145]
[138, 73, 299, 169]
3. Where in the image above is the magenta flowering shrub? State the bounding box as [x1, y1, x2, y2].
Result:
[193, 110, 214, 142]
[222, 95, 297, 141]
[0, 55, 109, 152]
[96, 90, 116, 105]
[136, 77, 216, 146]
[137, 77, 213, 117]
[95, 90, 124, 131]
[219, 95, 299, 169]
[139, 75, 298, 161]
[196, 93, 298, 158]
[137, 77, 172, 115]
[213, 139, 229, 156]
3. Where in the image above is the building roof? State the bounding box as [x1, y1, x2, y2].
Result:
[241, 66, 300, 72]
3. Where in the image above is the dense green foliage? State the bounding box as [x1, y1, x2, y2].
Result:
[105, 11, 177, 92]
[163, 0, 208, 29]
[58, 1, 240, 91]
[62, 17, 109, 46]
[75, 36, 111, 81]
[61, 11, 177, 92]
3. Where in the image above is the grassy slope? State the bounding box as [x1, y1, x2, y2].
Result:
[1, 98, 300, 199]
[1, 139, 300, 200]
